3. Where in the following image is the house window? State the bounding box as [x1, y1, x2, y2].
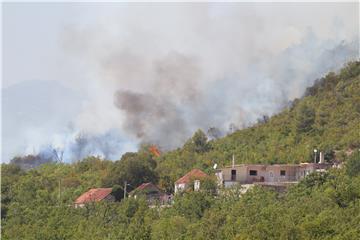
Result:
[249, 170, 257, 176]
[231, 169, 236, 181]
[280, 170, 286, 176]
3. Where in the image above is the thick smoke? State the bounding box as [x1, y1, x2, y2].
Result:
[114, 90, 188, 147]
[112, 38, 359, 149]
[112, 52, 203, 149]
[60, 3, 359, 151]
[111, 37, 359, 149]
[3, 3, 359, 161]
[69, 130, 132, 161]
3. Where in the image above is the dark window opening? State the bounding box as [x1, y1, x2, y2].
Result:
[231, 169, 236, 181]
[280, 170, 286, 176]
[249, 170, 257, 176]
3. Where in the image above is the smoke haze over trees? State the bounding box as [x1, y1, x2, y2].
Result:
[2, 3, 359, 162]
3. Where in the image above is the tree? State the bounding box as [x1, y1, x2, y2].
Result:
[158, 175, 174, 193]
[102, 153, 159, 199]
[71, 132, 89, 162]
[295, 103, 316, 133]
[207, 127, 222, 140]
[184, 129, 210, 154]
[151, 216, 188, 240]
[257, 115, 270, 124]
[10, 154, 54, 170]
[173, 192, 213, 220]
[1, 164, 23, 219]
[346, 150, 360, 177]
[228, 123, 238, 134]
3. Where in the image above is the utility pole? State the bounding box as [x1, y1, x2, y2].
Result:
[123, 181, 127, 199]
[58, 179, 61, 205]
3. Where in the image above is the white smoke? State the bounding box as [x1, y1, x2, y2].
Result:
[2, 3, 359, 161]
[61, 3, 358, 150]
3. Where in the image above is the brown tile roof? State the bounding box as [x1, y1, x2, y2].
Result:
[75, 188, 112, 204]
[130, 182, 162, 194]
[175, 169, 208, 184]
[133, 182, 158, 191]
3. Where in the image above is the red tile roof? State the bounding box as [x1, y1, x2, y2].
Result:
[130, 182, 162, 195]
[75, 188, 112, 204]
[135, 182, 159, 191]
[175, 169, 208, 184]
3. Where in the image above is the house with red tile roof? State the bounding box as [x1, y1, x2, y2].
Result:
[175, 169, 208, 193]
[129, 182, 172, 205]
[74, 188, 115, 208]
[130, 182, 161, 197]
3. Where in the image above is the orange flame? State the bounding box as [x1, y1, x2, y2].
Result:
[149, 146, 161, 157]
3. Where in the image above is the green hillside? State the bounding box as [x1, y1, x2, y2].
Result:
[1, 61, 360, 239]
[156, 61, 360, 189]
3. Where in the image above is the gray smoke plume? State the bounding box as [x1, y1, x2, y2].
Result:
[111, 37, 359, 150]
[69, 130, 129, 161]
[112, 51, 204, 148]
[114, 90, 189, 148]
[3, 3, 359, 162]
[58, 3, 358, 151]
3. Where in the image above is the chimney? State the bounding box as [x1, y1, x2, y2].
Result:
[319, 152, 325, 164]
[194, 180, 200, 191]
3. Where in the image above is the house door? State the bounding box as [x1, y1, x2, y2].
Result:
[231, 169, 236, 181]
[269, 171, 274, 182]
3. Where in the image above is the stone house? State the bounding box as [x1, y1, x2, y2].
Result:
[74, 188, 115, 208]
[216, 163, 332, 188]
[175, 169, 208, 193]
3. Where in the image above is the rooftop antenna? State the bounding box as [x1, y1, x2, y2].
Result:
[232, 154, 235, 168]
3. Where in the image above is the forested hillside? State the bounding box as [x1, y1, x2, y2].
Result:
[156, 61, 360, 189]
[1, 61, 360, 239]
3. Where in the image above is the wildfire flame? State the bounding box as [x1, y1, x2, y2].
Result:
[149, 145, 161, 157]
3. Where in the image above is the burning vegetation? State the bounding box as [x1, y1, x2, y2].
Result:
[149, 145, 161, 157]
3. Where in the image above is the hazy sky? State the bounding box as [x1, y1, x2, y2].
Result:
[2, 3, 359, 162]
